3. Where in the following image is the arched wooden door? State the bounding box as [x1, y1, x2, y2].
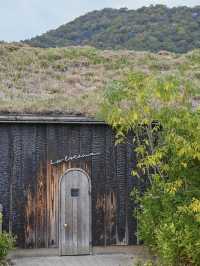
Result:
[59, 169, 91, 255]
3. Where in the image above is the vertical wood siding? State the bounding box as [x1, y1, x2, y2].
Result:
[0, 123, 137, 248]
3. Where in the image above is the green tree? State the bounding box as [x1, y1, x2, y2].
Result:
[101, 72, 200, 265]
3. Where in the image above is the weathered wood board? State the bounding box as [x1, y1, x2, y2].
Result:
[60, 169, 91, 255]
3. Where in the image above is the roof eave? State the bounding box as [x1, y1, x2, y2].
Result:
[0, 114, 106, 125]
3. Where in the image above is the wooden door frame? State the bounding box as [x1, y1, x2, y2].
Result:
[58, 168, 92, 255]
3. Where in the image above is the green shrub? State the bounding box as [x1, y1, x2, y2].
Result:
[0, 233, 15, 261]
[136, 260, 156, 266]
[102, 71, 200, 265]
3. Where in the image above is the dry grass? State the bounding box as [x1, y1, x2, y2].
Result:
[0, 43, 200, 116]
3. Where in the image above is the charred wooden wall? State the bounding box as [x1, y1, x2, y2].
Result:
[0, 123, 138, 248]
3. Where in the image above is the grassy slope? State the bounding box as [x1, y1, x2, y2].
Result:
[0, 43, 200, 116]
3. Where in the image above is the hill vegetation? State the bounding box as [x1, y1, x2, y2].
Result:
[0, 43, 200, 115]
[25, 5, 200, 53]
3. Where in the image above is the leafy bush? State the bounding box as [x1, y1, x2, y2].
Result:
[136, 260, 156, 266]
[0, 232, 15, 261]
[102, 71, 200, 265]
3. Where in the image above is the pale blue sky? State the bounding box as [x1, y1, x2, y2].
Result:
[0, 0, 199, 41]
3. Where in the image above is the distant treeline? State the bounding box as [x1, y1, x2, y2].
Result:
[25, 5, 200, 53]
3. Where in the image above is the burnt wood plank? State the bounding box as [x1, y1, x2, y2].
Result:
[0, 125, 12, 233]
[105, 128, 117, 245]
[116, 142, 128, 245]
[91, 125, 106, 246]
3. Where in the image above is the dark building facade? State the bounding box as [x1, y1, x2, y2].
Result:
[0, 115, 138, 253]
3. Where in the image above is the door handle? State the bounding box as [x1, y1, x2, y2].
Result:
[64, 223, 68, 228]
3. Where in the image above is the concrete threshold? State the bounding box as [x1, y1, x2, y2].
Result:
[9, 246, 149, 259]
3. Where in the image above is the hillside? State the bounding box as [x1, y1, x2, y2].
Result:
[0, 43, 200, 115]
[25, 5, 200, 53]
